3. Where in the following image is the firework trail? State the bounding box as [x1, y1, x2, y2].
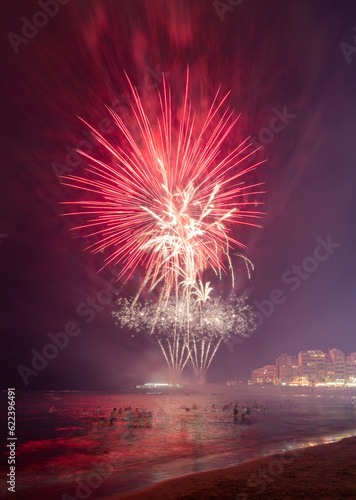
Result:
[113, 297, 191, 378]
[62, 70, 264, 304]
[189, 294, 256, 382]
[113, 294, 256, 381]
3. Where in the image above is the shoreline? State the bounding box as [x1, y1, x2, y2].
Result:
[118, 436, 356, 499]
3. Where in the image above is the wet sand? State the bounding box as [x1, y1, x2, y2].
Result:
[119, 436, 356, 499]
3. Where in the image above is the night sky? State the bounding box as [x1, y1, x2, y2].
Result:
[1, 0, 356, 390]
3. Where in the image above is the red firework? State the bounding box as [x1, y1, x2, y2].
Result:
[62, 70, 265, 302]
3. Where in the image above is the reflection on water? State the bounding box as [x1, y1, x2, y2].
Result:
[3, 390, 356, 498]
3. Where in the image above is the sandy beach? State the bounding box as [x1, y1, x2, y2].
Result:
[120, 436, 356, 499]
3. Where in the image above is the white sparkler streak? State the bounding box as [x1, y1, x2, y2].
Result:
[191, 280, 213, 304]
[234, 252, 255, 280]
[202, 340, 212, 373]
[204, 338, 223, 374]
[157, 338, 173, 372]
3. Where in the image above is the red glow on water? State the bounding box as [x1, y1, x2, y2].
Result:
[9, 391, 356, 500]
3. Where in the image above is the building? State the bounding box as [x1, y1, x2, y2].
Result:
[252, 349, 353, 386]
[325, 354, 335, 383]
[275, 354, 288, 383]
[251, 365, 275, 384]
[275, 354, 299, 384]
[329, 348, 345, 383]
[346, 353, 356, 383]
[298, 350, 326, 384]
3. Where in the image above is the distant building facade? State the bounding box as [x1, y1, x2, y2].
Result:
[251, 348, 355, 386]
[298, 350, 326, 384]
[329, 348, 346, 382]
[346, 352, 356, 383]
[275, 354, 299, 384]
[251, 365, 275, 384]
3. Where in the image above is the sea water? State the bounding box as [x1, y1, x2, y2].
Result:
[2, 389, 356, 499]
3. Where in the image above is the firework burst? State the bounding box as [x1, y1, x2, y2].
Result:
[113, 294, 256, 381]
[62, 70, 264, 303]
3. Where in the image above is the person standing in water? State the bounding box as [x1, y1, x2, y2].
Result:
[146, 411, 153, 428]
[110, 408, 118, 426]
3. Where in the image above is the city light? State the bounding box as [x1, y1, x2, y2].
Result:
[251, 348, 356, 387]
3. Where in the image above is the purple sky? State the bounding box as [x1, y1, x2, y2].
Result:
[1, 0, 356, 390]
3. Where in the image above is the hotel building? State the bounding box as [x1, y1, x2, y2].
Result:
[251, 348, 356, 386]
